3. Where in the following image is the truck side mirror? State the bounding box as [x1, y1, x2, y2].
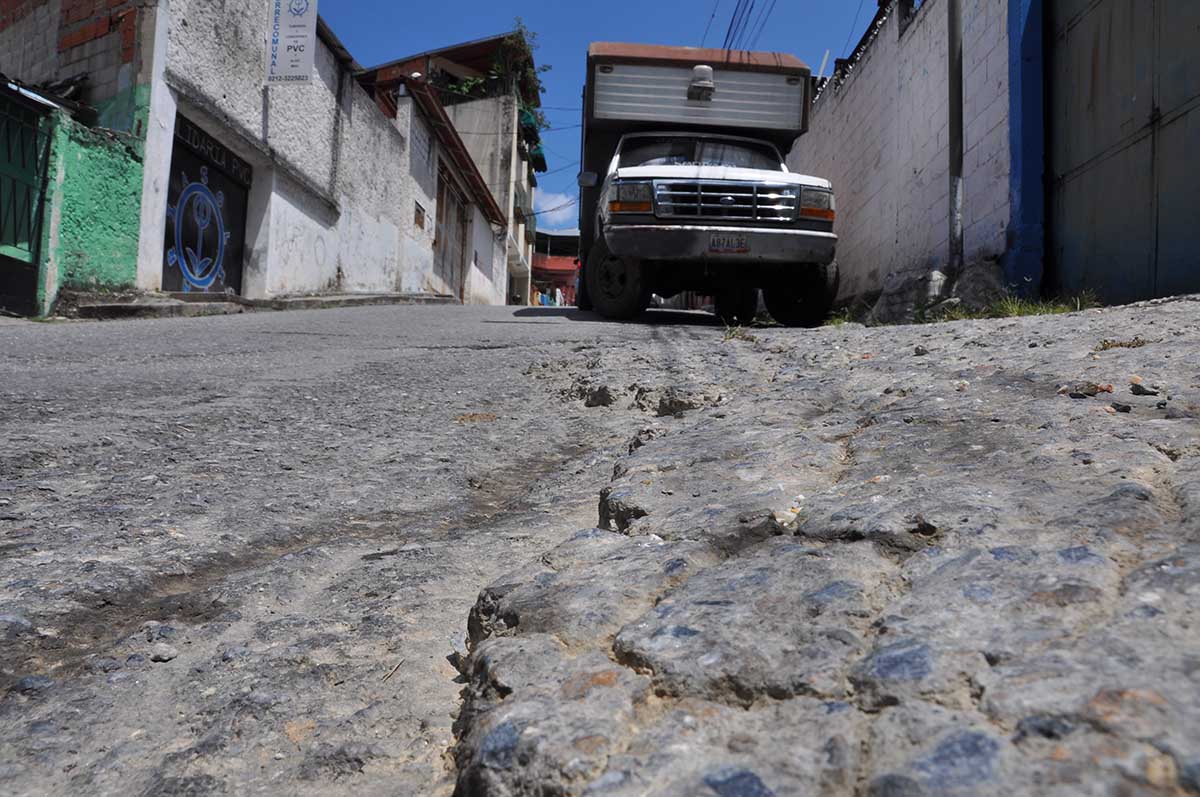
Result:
[577, 172, 599, 189]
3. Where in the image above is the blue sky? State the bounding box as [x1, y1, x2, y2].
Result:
[321, 1, 874, 229]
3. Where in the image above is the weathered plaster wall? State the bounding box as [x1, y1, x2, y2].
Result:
[446, 96, 515, 218]
[466, 203, 504, 305]
[789, 0, 1011, 307]
[333, 79, 406, 294]
[166, 0, 338, 200]
[157, 0, 499, 300]
[398, 98, 438, 295]
[40, 112, 143, 308]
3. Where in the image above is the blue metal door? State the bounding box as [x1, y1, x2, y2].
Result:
[1048, 0, 1200, 303]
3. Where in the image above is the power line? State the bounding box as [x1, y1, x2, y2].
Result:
[841, 0, 867, 58]
[721, 0, 746, 49]
[701, 0, 721, 47]
[739, 1, 767, 50]
[531, 197, 578, 217]
[748, 0, 778, 50]
[724, 0, 753, 50]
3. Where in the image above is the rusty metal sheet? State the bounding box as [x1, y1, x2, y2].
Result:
[1048, 0, 1200, 303]
[1153, 106, 1200, 298]
[1053, 134, 1156, 302]
[587, 43, 810, 75]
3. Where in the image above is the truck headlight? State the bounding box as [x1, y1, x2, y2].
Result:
[609, 182, 653, 214]
[799, 188, 835, 221]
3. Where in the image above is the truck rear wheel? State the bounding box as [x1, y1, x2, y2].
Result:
[585, 237, 649, 320]
[714, 286, 760, 326]
[763, 263, 839, 328]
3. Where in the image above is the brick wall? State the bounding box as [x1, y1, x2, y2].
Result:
[789, 0, 1011, 307]
[0, 0, 138, 117]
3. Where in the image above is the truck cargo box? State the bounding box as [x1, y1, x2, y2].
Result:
[586, 43, 812, 146]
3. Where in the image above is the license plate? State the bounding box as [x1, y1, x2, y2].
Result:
[708, 233, 749, 254]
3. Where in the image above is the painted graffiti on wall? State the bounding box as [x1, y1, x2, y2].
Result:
[162, 115, 251, 293]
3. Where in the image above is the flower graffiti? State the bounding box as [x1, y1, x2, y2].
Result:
[165, 167, 231, 292]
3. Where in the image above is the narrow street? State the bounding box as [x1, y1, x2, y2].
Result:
[0, 305, 668, 794]
[3, 301, 1200, 796]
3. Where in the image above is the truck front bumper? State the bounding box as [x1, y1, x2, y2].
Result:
[605, 224, 837, 265]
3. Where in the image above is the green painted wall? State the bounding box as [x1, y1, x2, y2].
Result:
[45, 111, 145, 299]
[96, 84, 152, 136]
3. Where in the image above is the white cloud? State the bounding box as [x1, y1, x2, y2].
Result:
[534, 190, 579, 231]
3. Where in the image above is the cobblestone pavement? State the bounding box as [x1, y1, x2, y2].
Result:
[2, 300, 1199, 796]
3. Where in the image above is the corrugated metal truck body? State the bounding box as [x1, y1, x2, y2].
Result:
[592, 63, 807, 135]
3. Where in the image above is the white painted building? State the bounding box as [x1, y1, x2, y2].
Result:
[789, 0, 1011, 317]
[0, 0, 511, 308]
[358, 34, 548, 306]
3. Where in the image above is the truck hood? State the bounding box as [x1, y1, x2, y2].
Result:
[615, 164, 831, 190]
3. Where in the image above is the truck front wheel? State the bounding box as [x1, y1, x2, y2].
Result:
[763, 263, 840, 328]
[585, 237, 649, 320]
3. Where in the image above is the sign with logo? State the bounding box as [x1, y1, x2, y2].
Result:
[266, 0, 318, 85]
[162, 115, 251, 294]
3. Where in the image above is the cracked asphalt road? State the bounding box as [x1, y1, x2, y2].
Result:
[2, 300, 1199, 796]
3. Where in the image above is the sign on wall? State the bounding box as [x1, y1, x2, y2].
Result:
[266, 0, 319, 85]
[162, 115, 251, 294]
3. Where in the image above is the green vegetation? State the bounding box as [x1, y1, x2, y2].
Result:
[722, 325, 758, 343]
[920, 291, 1100, 323]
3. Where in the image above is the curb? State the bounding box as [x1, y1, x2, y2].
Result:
[68, 292, 458, 321]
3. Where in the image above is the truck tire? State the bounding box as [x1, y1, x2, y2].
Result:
[715, 286, 760, 326]
[585, 237, 649, 320]
[763, 263, 840, 328]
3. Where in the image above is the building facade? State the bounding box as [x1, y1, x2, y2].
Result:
[0, 0, 518, 315]
[790, 0, 1199, 317]
[358, 34, 547, 305]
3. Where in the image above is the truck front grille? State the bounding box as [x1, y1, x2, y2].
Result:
[653, 181, 798, 221]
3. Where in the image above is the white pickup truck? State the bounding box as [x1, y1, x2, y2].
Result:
[577, 44, 838, 326]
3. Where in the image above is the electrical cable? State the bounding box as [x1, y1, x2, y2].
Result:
[738, 0, 766, 50]
[748, 0, 778, 50]
[701, 0, 721, 47]
[721, 0, 746, 49]
[530, 198, 579, 217]
[731, 0, 757, 50]
[841, 0, 867, 58]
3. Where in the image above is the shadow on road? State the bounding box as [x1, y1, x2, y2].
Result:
[506, 307, 721, 326]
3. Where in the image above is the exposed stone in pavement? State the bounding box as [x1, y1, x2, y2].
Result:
[455, 297, 1200, 796]
[3, 299, 1200, 796]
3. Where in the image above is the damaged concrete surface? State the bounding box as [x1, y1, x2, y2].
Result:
[3, 300, 1200, 796]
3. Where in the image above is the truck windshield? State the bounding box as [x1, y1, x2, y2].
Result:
[618, 137, 782, 171]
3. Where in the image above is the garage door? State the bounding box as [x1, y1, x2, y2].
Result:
[1048, 0, 1200, 303]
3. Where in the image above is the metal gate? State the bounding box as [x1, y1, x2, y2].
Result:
[1048, 0, 1200, 303]
[0, 88, 53, 315]
[434, 165, 468, 300]
[162, 115, 251, 294]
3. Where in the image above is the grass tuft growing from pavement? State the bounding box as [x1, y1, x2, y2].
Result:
[722, 325, 758, 343]
[923, 291, 1100, 323]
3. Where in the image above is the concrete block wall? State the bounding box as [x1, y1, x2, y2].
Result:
[961, 0, 1010, 267]
[789, 0, 1012, 306]
[0, 0, 141, 131]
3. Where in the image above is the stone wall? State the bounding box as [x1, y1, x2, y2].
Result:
[789, 0, 1011, 311]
